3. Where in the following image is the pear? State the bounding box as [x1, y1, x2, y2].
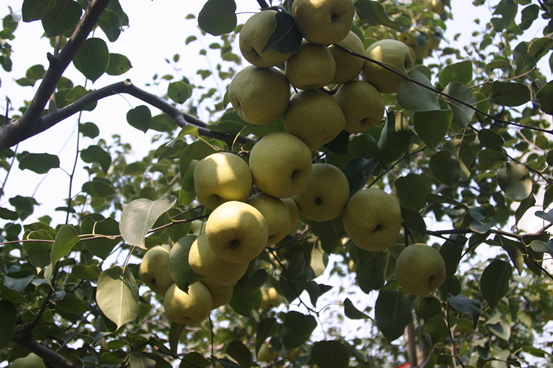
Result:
[139, 245, 174, 296]
[228, 66, 290, 125]
[189, 233, 249, 286]
[257, 342, 279, 362]
[291, 0, 355, 45]
[247, 193, 291, 246]
[163, 282, 212, 325]
[193, 152, 252, 209]
[334, 81, 385, 133]
[343, 188, 402, 252]
[328, 30, 365, 84]
[361, 39, 414, 94]
[260, 286, 284, 309]
[285, 42, 335, 90]
[283, 90, 346, 151]
[11, 353, 47, 368]
[239, 10, 293, 68]
[249, 132, 313, 198]
[206, 201, 269, 264]
[395, 243, 446, 295]
[292, 163, 350, 221]
[200, 278, 234, 310]
[282, 197, 300, 233]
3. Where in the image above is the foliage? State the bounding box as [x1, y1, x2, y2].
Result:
[1, 0, 553, 367]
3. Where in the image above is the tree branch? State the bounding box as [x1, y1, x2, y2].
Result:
[0, 80, 254, 150]
[0, 0, 111, 152]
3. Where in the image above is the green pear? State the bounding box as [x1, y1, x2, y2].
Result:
[395, 243, 446, 295]
[247, 193, 291, 246]
[257, 342, 279, 362]
[328, 30, 365, 84]
[193, 152, 252, 209]
[283, 90, 346, 150]
[205, 201, 269, 264]
[163, 282, 212, 324]
[11, 353, 47, 368]
[139, 245, 174, 296]
[249, 132, 314, 198]
[285, 42, 335, 90]
[292, 163, 349, 221]
[291, 0, 355, 45]
[239, 10, 293, 68]
[189, 233, 249, 286]
[200, 278, 234, 310]
[260, 286, 284, 309]
[343, 188, 402, 252]
[361, 39, 414, 94]
[282, 197, 300, 233]
[334, 81, 385, 133]
[228, 66, 290, 125]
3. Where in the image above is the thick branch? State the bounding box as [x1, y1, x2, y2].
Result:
[0, 0, 111, 152]
[13, 332, 83, 368]
[1, 80, 254, 150]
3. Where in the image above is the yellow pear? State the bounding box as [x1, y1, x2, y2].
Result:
[333, 81, 385, 133]
[189, 233, 249, 286]
[343, 188, 402, 252]
[163, 282, 212, 325]
[228, 66, 290, 125]
[247, 193, 291, 246]
[395, 243, 446, 295]
[328, 30, 365, 84]
[398, 32, 416, 48]
[283, 90, 346, 151]
[285, 42, 335, 90]
[260, 286, 284, 309]
[239, 10, 293, 67]
[292, 163, 350, 221]
[139, 245, 174, 296]
[193, 152, 252, 209]
[291, 0, 355, 45]
[205, 201, 269, 264]
[249, 132, 313, 198]
[200, 278, 234, 309]
[361, 39, 414, 94]
[282, 197, 300, 233]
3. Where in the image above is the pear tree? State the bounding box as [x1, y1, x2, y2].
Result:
[1, 0, 553, 367]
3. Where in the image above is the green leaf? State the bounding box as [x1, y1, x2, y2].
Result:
[530, 239, 553, 257]
[180, 353, 211, 368]
[443, 82, 476, 127]
[198, 0, 237, 36]
[536, 80, 553, 115]
[97, 9, 121, 42]
[448, 294, 481, 327]
[412, 108, 452, 149]
[470, 218, 497, 234]
[80, 145, 112, 173]
[226, 339, 252, 368]
[22, 0, 56, 22]
[356, 250, 390, 293]
[344, 298, 370, 320]
[41, 0, 82, 36]
[528, 37, 553, 61]
[311, 221, 340, 254]
[324, 130, 350, 156]
[417, 296, 442, 323]
[520, 4, 539, 30]
[96, 266, 139, 330]
[168, 81, 191, 104]
[480, 259, 512, 309]
[56, 292, 87, 314]
[256, 318, 279, 355]
[51, 225, 81, 265]
[478, 129, 504, 151]
[179, 141, 217, 179]
[348, 133, 381, 162]
[401, 207, 427, 235]
[169, 236, 202, 291]
[375, 290, 412, 342]
[477, 149, 506, 170]
[497, 162, 532, 201]
[262, 12, 302, 54]
[513, 41, 536, 74]
[439, 60, 473, 87]
[73, 38, 110, 82]
[486, 318, 511, 341]
[65, 85, 97, 111]
[119, 194, 177, 249]
[491, 0, 518, 31]
[126, 105, 152, 133]
[82, 217, 120, 259]
[341, 157, 379, 199]
[82, 179, 116, 197]
[26, 64, 45, 80]
[491, 81, 531, 107]
[495, 235, 525, 275]
[229, 281, 261, 317]
[379, 111, 411, 164]
[354, 0, 400, 30]
[439, 235, 466, 277]
[425, 315, 449, 346]
[394, 174, 428, 211]
[169, 323, 185, 356]
[515, 194, 535, 225]
[80, 122, 100, 138]
[106, 53, 132, 75]
[71, 264, 101, 279]
[179, 159, 198, 206]
[24, 230, 53, 269]
[429, 151, 461, 186]
[19, 153, 59, 174]
[281, 311, 317, 350]
[397, 70, 440, 112]
[311, 340, 350, 368]
[0, 207, 18, 221]
[0, 300, 16, 349]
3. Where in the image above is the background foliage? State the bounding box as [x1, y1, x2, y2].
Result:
[1, 0, 553, 367]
